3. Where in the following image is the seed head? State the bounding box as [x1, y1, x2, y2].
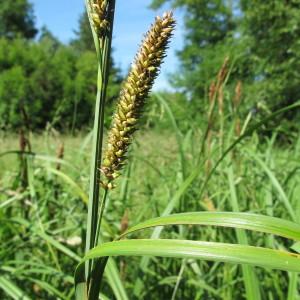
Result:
[88, 0, 109, 39]
[101, 12, 176, 188]
[233, 80, 242, 111]
[217, 56, 229, 88]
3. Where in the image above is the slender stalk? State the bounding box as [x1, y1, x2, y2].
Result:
[81, 7, 175, 300]
[88, 10, 175, 300]
[85, 63, 104, 280]
[84, 0, 116, 291]
[94, 188, 109, 246]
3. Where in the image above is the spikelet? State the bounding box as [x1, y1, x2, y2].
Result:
[216, 56, 229, 88]
[88, 0, 109, 39]
[19, 129, 27, 153]
[233, 80, 242, 112]
[56, 142, 64, 171]
[100, 12, 176, 188]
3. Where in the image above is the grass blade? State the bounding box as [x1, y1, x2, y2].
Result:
[120, 212, 300, 241]
[227, 166, 261, 300]
[0, 277, 32, 300]
[246, 150, 296, 221]
[105, 258, 129, 300]
[47, 167, 88, 204]
[75, 239, 300, 281]
[200, 101, 300, 198]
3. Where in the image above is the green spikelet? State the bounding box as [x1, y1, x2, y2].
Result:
[101, 12, 176, 189]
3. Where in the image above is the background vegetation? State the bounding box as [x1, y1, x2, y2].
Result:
[1, 0, 300, 299]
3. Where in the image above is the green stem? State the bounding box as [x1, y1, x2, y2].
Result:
[88, 188, 110, 300]
[84, 1, 116, 298]
[95, 188, 109, 246]
[85, 63, 105, 281]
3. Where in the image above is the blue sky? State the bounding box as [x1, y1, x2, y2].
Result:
[31, 0, 184, 90]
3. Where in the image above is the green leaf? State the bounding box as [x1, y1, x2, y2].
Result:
[76, 239, 300, 279]
[227, 166, 261, 300]
[47, 167, 88, 204]
[36, 230, 81, 262]
[105, 258, 129, 300]
[246, 150, 296, 221]
[121, 212, 300, 241]
[0, 277, 32, 300]
[291, 242, 300, 253]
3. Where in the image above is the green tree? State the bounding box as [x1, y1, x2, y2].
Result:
[151, 0, 237, 100]
[0, 37, 78, 129]
[0, 0, 37, 39]
[241, 0, 300, 110]
[0, 66, 26, 129]
[72, 11, 123, 126]
[39, 26, 61, 53]
[152, 0, 300, 118]
[72, 12, 94, 52]
[0, 9, 123, 130]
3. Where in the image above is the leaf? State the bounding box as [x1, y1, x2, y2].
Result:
[291, 242, 300, 253]
[75, 239, 300, 282]
[227, 167, 261, 300]
[120, 212, 300, 241]
[105, 258, 129, 300]
[246, 150, 296, 221]
[0, 277, 32, 300]
[47, 167, 88, 204]
[200, 101, 300, 198]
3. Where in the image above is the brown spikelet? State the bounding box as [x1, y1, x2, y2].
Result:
[56, 142, 64, 171]
[234, 81, 242, 137]
[216, 56, 229, 88]
[19, 129, 27, 152]
[233, 80, 242, 111]
[209, 81, 216, 104]
[235, 118, 241, 137]
[203, 195, 216, 212]
[120, 209, 129, 234]
[218, 85, 224, 117]
[100, 12, 176, 188]
[88, 0, 109, 39]
[205, 129, 213, 175]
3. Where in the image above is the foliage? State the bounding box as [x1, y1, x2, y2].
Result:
[1, 96, 300, 299]
[241, 0, 300, 111]
[0, 5, 122, 131]
[72, 12, 95, 52]
[151, 0, 300, 120]
[0, 0, 37, 39]
[1, 1, 300, 300]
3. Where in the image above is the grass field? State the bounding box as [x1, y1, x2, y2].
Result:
[2, 0, 300, 298]
[1, 3, 300, 299]
[1, 113, 300, 299]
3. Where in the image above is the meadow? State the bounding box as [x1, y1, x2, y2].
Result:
[1, 0, 300, 299]
[1, 88, 300, 299]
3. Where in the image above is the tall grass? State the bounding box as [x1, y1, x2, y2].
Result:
[0, 1, 300, 299]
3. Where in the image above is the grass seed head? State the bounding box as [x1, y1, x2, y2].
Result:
[19, 129, 27, 152]
[234, 80, 242, 111]
[101, 12, 176, 188]
[217, 56, 229, 88]
[88, 0, 109, 40]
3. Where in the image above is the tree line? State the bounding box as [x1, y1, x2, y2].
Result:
[151, 0, 300, 121]
[1, 0, 300, 131]
[0, 0, 122, 131]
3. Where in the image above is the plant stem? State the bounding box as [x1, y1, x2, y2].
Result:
[85, 63, 105, 281]
[84, 0, 116, 296]
[94, 188, 109, 246]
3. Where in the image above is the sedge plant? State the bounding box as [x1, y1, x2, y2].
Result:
[78, 1, 176, 298]
[75, 1, 300, 299]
